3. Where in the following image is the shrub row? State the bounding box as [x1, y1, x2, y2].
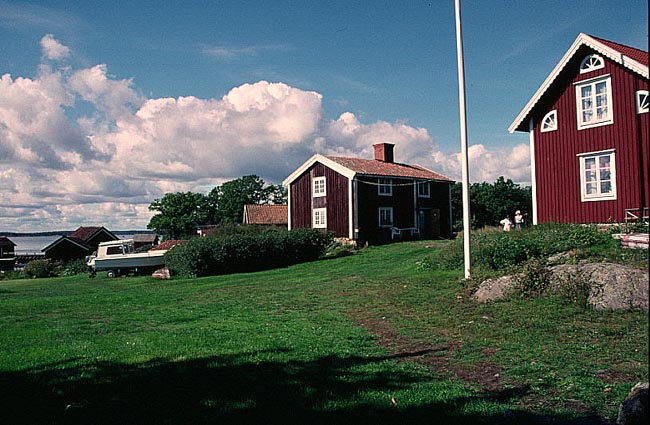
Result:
[164, 228, 334, 278]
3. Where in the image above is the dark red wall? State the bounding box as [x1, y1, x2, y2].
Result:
[532, 46, 649, 223]
[289, 163, 349, 237]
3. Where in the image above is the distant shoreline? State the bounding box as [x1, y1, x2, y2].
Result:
[0, 230, 154, 237]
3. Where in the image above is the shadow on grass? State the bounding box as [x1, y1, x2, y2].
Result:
[0, 350, 607, 425]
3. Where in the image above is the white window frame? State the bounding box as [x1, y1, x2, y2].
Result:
[637, 90, 649, 114]
[378, 178, 393, 196]
[578, 149, 617, 202]
[312, 208, 327, 228]
[579, 54, 605, 74]
[312, 176, 326, 197]
[575, 75, 613, 130]
[378, 207, 394, 227]
[540, 110, 557, 133]
[417, 181, 430, 198]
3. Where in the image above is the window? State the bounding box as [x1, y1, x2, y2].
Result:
[417, 181, 430, 197]
[579, 54, 605, 74]
[312, 208, 327, 228]
[312, 176, 326, 197]
[378, 178, 392, 196]
[578, 150, 616, 201]
[575, 75, 613, 129]
[637, 90, 649, 114]
[541, 110, 557, 132]
[378, 207, 393, 227]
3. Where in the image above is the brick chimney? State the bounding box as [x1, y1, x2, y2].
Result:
[373, 143, 395, 163]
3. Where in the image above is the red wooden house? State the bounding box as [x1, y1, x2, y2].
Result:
[42, 226, 118, 261]
[0, 236, 16, 271]
[283, 143, 453, 245]
[509, 33, 649, 225]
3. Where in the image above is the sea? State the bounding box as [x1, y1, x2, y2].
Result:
[9, 234, 141, 255]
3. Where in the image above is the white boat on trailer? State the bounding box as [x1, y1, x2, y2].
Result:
[87, 239, 167, 277]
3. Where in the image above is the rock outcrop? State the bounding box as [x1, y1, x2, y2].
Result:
[473, 262, 648, 311]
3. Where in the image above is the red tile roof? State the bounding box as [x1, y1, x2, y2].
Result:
[326, 156, 453, 182]
[68, 226, 102, 241]
[243, 204, 288, 225]
[150, 240, 187, 251]
[590, 35, 648, 65]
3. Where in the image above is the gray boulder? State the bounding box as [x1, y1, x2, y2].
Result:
[472, 275, 517, 303]
[617, 382, 648, 425]
[473, 262, 648, 311]
[549, 263, 648, 311]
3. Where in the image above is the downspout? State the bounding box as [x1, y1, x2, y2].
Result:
[529, 118, 538, 225]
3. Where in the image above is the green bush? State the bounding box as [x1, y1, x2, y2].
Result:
[423, 223, 623, 272]
[24, 259, 53, 278]
[164, 228, 333, 278]
[59, 258, 89, 276]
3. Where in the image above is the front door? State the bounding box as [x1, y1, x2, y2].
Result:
[418, 209, 441, 239]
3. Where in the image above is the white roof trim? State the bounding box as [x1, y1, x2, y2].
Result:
[282, 154, 356, 186]
[509, 33, 649, 134]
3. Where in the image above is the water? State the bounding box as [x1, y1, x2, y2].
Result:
[9, 234, 139, 255]
[9, 235, 62, 255]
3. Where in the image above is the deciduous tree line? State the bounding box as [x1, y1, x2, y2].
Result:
[451, 176, 532, 230]
[147, 175, 286, 239]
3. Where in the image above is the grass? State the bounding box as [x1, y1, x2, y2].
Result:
[0, 241, 647, 424]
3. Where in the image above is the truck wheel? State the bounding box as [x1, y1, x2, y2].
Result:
[107, 270, 116, 278]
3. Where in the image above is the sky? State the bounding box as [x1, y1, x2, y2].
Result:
[0, 0, 647, 232]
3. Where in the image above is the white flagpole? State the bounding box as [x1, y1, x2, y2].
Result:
[454, 0, 471, 278]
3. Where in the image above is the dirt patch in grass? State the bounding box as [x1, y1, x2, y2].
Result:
[349, 310, 616, 423]
[348, 310, 504, 391]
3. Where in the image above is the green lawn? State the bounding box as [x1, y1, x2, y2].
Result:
[1, 241, 647, 424]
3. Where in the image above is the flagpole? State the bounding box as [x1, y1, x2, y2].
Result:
[454, 0, 471, 278]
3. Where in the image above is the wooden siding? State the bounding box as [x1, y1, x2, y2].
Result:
[289, 162, 349, 237]
[532, 46, 649, 224]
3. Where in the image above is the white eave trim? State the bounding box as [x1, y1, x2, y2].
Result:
[508, 33, 649, 134]
[282, 154, 356, 187]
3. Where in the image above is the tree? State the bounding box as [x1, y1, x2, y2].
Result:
[452, 177, 532, 230]
[147, 192, 210, 239]
[215, 175, 285, 223]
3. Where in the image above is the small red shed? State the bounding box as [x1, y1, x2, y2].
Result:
[509, 33, 649, 225]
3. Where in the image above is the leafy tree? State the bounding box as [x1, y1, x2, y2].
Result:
[215, 175, 286, 223]
[452, 176, 532, 230]
[147, 192, 210, 239]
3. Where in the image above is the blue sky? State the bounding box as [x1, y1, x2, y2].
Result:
[0, 0, 647, 231]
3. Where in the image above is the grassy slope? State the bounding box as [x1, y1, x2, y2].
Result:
[0, 241, 647, 424]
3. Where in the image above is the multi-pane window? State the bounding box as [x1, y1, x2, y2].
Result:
[541, 110, 557, 132]
[312, 176, 326, 197]
[575, 76, 613, 129]
[313, 208, 327, 228]
[579, 150, 616, 201]
[378, 207, 393, 227]
[417, 181, 430, 198]
[579, 54, 604, 74]
[637, 90, 649, 114]
[378, 178, 392, 196]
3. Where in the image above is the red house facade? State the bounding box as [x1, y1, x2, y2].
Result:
[509, 33, 649, 225]
[283, 143, 453, 245]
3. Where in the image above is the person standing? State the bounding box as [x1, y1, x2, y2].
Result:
[500, 215, 512, 232]
[514, 210, 525, 231]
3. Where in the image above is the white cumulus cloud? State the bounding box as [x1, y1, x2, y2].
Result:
[40, 34, 70, 60]
[0, 35, 531, 232]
